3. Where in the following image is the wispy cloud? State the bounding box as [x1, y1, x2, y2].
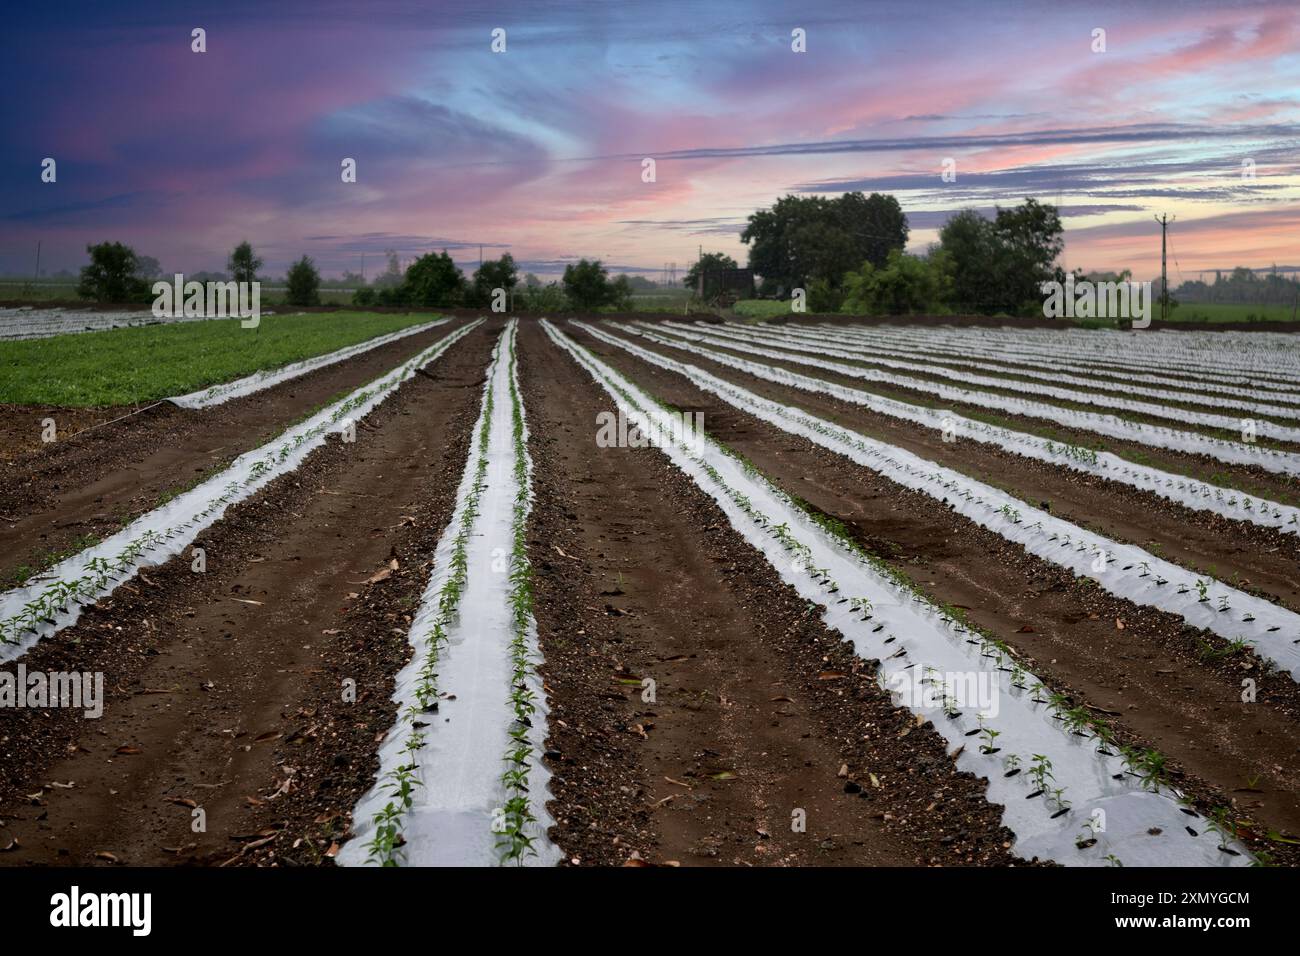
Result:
[1, 0, 1297, 278]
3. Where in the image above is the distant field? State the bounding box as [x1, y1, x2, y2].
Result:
[0, 310, 440, 407]
[733, 299, 794, 318]
[0, 281, 357, 306]
[626, 288, 692, 312]
[0, 281, 77, 301]
[732, 298, 1300, 325]
[1171, 302, 1299, 323]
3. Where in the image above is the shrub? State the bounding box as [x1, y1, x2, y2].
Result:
[227, 241, 263, 285]
[285, 255, 322, 307]
[519, 282, 569, 312]
[841, 248, 953, 315]
[562, 259, 626, 310]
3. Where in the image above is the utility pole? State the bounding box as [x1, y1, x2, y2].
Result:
[1154, 213, 1173, 322]
[33, 240, 42, 290]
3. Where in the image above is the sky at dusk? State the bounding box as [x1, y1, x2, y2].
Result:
[2, 0, 1298, 282]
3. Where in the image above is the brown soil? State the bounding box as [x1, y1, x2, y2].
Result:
[0, 324, 494, 865]
[565, 321, 1300, 864]
[0, 320, 468, 584]
[519, 322, 1026, 867]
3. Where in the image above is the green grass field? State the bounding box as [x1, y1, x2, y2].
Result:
[0, 281, 79, 301]
[626, 288, 693, 312]
[732, 299, 794, 319]
[1168, 302, 1299, 323]
[0, 311, 441, 407]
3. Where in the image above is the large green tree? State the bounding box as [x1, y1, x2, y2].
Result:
[78, 241, 148, 302]
[470, 253, 519, 308]
[562, 258, 617, 309]
[520, 281, 568, 312]
[993, 198, 1065, 311]
[841, 249, 953, 315]
[839, 191, 910, 271]
[938, 198, 1064, 314]
[608, 273, 633, 310]
[741, 192, 908, 294]
[402, 251, 465, 307]
[936, 209, 1001, 313]
[683, 251, 739, 298]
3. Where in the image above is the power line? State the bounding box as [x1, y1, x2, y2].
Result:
[1165, 221, 1185, 284]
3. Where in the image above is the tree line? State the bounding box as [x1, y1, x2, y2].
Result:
[688, 192, 1069, 316]
[73, 239, 638, 312]
[352, 251, 634, 311]
[1174, 267, 1300, 306]
[74, 240, 324, 307]
[74, 193, 1079, 316]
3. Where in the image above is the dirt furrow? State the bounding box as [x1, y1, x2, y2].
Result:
[520, 322, 1024, 867]
[568, 322, 1300, 862]
[0, 319, 467, 584]
[0, 323, 494, 866]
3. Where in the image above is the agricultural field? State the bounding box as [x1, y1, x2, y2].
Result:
[2, 311, 1299, 875]
[732, 299, 1300, 327]
[732, 298, 797, 319]
[0, 310, 445, 407]
[1174, 302, 1300, 324]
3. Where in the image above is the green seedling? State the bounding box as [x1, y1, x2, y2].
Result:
[1028, 754, 1053, 797]
[979, 725, 1001, 755]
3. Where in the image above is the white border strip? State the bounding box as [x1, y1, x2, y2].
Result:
[341, 320, 560, 867]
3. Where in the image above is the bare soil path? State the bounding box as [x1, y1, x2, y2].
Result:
[520, 322, 1023, 867]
